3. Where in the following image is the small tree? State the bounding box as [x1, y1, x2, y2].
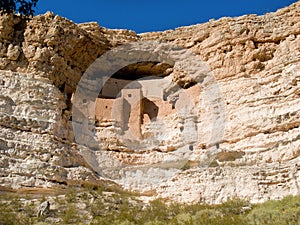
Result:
[0, 0, 39, 17]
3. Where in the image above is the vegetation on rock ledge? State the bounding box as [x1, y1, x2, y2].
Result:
[1, 186, 300, 225]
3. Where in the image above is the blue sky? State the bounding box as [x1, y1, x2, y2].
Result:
[35, 0, 297, 33]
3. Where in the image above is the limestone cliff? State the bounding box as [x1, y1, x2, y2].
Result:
[0, 12, 136, 190]
[0, 2, 299, 204]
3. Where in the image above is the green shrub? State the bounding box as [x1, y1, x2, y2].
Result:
[0, 194, 37, 225]
[247, 195, 300, 225]
[2, 188, 300, 225]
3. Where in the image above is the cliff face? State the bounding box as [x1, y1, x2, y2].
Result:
[139, 2, 300, 203]
[0, 2, 299, 204]
[0, 12, 137, 190]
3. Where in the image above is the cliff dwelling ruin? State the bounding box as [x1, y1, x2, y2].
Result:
[71, 59, 201, 155]
[94, 62, 178, 140]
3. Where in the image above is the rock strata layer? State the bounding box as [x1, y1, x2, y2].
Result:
[0, 2, 299, 204]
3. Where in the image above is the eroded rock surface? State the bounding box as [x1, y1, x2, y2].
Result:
[0, 2, 299, 204]
[138, 2, 300, 203]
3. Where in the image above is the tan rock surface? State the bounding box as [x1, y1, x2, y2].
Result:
[0, 1, 299, 204]
[0, 70, 101, 189]
[137, 1, 300, 203]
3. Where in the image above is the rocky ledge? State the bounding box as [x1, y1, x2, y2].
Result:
[0, 2, 299, 204]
